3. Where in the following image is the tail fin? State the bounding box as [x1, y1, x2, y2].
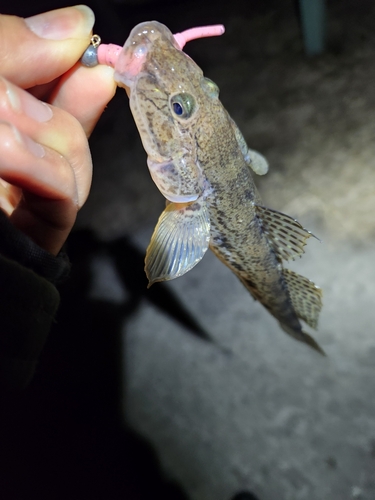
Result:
[282, 268, 323, 330]
[281, 268, 325, 355]
[280, 324, 326, 356]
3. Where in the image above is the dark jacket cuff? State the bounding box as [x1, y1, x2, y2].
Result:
[0, 210, 69, 389]
[0, 255, 60, 390]
[0, 209, 70, 285]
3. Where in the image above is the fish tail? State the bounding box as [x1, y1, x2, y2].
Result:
[280, 268, 325, 354]
[280, 324, 326, 356]
[238, 268, 325, 354]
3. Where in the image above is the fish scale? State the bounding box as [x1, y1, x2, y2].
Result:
[114, 21, 324, 354]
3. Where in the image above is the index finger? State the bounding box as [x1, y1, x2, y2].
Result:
[0, 5, 95, 89]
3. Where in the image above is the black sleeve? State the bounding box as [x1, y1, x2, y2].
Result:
[0, 210, 71, 390]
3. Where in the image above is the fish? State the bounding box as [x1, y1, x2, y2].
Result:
[114, 21, 324, 354]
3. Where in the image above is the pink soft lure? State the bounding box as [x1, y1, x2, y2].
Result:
[96, 24, 225, 67]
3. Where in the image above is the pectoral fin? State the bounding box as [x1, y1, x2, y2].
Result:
[245, 149, 269, 175]
[229, 116, 269, 175]
[145, 200, 211, 286]
[256, 205, 317, 261]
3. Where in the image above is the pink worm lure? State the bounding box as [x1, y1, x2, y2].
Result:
[89, 24, 225, 68]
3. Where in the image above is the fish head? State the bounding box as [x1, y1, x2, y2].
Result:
[114, 21, 221, 203]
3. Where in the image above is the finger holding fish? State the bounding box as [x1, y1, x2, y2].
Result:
[0, 77, 92, 254]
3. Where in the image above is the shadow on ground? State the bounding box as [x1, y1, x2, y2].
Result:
[0, 229, 199, 500]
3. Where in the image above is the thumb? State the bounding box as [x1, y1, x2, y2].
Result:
[0, 5, 95, 89]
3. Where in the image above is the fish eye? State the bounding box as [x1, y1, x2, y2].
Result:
[170, 93, 196, 119]
[173, 102, 183, 115]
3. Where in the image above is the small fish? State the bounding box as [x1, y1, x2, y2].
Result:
[114, 21, 324, 354]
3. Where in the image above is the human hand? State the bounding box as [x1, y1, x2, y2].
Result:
[0, 5, 116, 255]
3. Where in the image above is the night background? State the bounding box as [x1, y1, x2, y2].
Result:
[1, 1, 375, 499]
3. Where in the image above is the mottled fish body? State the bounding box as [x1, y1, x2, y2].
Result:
[114, 21, 323, 353]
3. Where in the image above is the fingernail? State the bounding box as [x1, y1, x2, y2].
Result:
[4, 79, 53, 123]
[25, 5, 95, 41]
[12, 125, 45, 159]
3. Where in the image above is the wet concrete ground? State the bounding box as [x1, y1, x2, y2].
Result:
[75, 1, 375, 499]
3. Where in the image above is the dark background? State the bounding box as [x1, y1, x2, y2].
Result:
[1, 2, 375, 499]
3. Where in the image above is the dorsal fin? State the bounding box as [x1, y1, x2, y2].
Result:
[255, 205, 317, 261]
[282, 268, 323, 329]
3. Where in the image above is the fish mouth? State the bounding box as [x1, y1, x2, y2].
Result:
[114, 44, 148, 88]
[114, 21, 177, 88]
